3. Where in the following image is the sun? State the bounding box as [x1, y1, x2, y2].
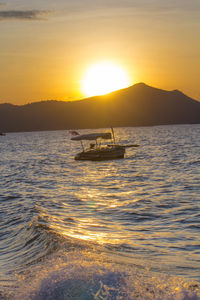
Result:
[81, 61, 131, 97]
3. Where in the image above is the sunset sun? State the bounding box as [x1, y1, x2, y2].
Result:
[81, 61, 131, 97]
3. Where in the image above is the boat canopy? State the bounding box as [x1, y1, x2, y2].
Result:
[71, 132, 112, 141]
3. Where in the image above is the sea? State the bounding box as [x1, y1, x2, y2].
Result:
[0, 124, 199, 300]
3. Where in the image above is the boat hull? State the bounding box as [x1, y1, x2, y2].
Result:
[75, 145, 125, 161]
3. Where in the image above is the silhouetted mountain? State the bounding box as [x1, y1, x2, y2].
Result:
[0, 83, 200, 132]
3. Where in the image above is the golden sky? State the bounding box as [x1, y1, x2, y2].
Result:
[0, 0, 200, 104]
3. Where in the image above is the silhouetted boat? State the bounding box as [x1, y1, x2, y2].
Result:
[0, 132, 6, 136]
[70, 129, 139, 161]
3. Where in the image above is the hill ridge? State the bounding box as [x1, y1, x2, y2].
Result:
[0, 83, 199, 132]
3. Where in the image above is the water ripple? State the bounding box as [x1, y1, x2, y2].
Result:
[0, 125, 200, 297]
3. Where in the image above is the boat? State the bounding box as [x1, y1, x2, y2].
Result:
[0, 132, 6, 136]
[69, 129, 139, 161]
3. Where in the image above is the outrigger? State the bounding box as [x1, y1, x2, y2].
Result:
[69, 128, 139, 161]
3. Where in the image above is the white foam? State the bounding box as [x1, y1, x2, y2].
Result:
[14, 250, 200, 300]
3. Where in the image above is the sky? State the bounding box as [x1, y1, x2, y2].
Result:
[0, 0, 200, 104]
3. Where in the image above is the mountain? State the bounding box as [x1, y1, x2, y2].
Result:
[0, 83, 200, 132]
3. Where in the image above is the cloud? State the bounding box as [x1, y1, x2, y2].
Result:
[0, 10, 50, 21]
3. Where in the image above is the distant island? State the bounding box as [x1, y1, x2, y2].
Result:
[0, 83, 200, 132]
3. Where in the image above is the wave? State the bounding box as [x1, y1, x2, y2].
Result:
[1, 214, 199, 300]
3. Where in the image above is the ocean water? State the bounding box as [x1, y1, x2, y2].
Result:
[0, 125, 199, 300]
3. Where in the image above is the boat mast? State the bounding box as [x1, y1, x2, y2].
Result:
[111, 127, 116, 144]
[80, 140, 84, 152]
